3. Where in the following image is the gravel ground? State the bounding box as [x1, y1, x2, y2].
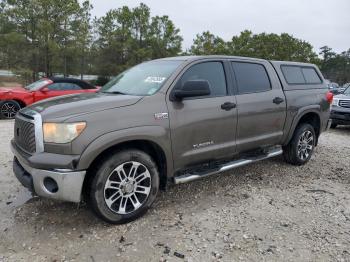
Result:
[0, 120, 349, 262]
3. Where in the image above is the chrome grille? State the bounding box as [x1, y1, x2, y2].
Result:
[14, 115, 36, 153]
[339, 100, 350, 108]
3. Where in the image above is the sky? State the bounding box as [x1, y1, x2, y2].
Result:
[88, 0, 350, 53]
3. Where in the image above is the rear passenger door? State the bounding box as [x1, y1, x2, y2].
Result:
[168, 61, 237, 171]
[231, 60, 287, 152]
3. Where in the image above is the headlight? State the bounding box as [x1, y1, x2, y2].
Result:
[332, 98, 339, 106]
[43, 122, 86, 143]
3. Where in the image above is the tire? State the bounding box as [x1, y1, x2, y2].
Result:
[89, 149, 159, 224]
[283, 123, 316, 166]
[0, 100, 21, 119]
[330, 123, 337, 129]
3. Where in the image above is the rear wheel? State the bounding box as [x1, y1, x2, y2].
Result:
[283, 123, 316, 166]
[0, 100, 21, 119]
[89, 149, 159, 224]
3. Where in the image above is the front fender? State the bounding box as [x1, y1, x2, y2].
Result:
[0, 93, 32, 106]
[77, 125, 173, 177]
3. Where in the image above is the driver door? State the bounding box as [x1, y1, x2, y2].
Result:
[167, 61, 237, 171]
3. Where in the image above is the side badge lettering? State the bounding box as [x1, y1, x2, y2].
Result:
[154, 113, 169, 120]
[193, 141, 214, 149]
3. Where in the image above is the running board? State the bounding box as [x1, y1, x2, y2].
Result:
[174, 147, 283, 184]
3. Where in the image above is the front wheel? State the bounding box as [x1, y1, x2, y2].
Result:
[89, 149, 159, 224]
[283, 123, 316, 166]
[0, 100, 21, 119]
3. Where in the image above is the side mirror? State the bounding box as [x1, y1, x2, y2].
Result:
[41, 87, 49, 92]
[172, 80, 211, 101]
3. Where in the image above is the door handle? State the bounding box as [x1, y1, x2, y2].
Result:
[273, 97, 284, 104]
[221, 102, 236, 111]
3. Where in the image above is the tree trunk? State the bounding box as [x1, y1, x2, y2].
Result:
[80, 48, 85, 80]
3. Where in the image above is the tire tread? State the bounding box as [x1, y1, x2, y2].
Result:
[283, 123, 315, 166]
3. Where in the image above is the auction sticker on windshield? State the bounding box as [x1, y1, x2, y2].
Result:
[144, 76, 166, 84]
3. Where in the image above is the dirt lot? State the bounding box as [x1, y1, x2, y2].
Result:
[0, 120, 349, 262]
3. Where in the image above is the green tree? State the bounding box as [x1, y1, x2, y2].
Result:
[130, 3, 151, 64]
[319, 46, 336, 61]
[189, 30, 319, 63]
[92, 8, 134, 76]
[189, 31, 228, 55]
[93, 3, 183, 77]
[320, 46, 350, 84]
[1, 0, 93, 80]
[149, 15, 183, 59]
[70, 0, 93, 78]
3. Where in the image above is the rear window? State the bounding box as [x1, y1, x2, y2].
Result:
[281, 66, 322, 85]
[232, 62, 271, 94]
[302, 68, 322, 84]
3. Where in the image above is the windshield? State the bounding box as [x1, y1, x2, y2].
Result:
[344, 87, 350, 95]
[100, 60, 183, 96]
[25, 79, 52, 90]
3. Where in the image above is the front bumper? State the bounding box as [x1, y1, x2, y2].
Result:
[330, 109, 350, 125]
[11, 143, 86, 203]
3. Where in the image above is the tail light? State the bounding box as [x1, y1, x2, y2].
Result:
[326, 91, 333, 104]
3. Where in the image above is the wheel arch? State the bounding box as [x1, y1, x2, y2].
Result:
[13, 99, 27, 108]
[285, 108, 321, 146]
[86, 139, 168, 189]
[79, 127, 173, 193]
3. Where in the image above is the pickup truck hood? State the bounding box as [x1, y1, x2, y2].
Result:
[28, 92, 142, 119]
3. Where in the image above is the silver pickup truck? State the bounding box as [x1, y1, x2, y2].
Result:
[11, 56, 333, 223]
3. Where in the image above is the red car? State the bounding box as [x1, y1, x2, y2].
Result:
[0, 77, 99, 119]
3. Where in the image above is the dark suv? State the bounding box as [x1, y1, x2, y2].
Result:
[11, 56, 332, 223]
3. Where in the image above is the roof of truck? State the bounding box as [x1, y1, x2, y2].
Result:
[270, 60, 317, 67]
[156, 56, 317, 67]
[157, 55, 267, 63]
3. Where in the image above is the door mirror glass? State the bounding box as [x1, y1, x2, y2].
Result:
[173, 80, 211, 100]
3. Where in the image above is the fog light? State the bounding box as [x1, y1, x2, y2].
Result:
[43, 177, 58, 193]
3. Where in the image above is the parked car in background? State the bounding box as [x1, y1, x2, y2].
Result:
[328, 82, 345, 95]
[330, 86, 350, 128]
[0, 78, 98, 119]
[328, 82, 339, 89]
[11, 56, 332, 223]
[343, 83, 350, 89]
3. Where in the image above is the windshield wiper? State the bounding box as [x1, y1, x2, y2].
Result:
[100, 91, 127, 95]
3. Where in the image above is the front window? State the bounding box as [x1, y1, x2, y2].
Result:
[25, 79, 52, 90]
[100, 60, 183, 96]
[178, 61, 227, 97]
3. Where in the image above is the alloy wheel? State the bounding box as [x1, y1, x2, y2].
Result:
[1, 102, 19, 119]
[104, 161, 152, 214]
[297, 130, 314, 160]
